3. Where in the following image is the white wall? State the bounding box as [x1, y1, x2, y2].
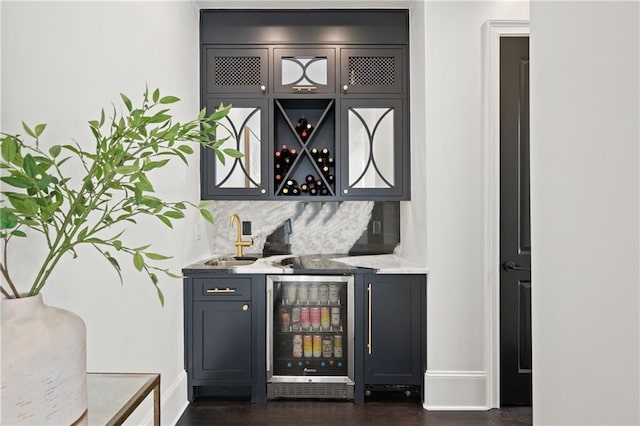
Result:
[530, 1, 640, 424]
[423, 1, 528, 409]
[1, 2, 206, 423]
[1, 0, 543, 420]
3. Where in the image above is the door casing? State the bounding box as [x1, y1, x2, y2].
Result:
[481, 20, 530, 409]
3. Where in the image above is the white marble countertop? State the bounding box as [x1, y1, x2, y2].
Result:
[330, 254, 428, 274]
[184, 254, 427, 275]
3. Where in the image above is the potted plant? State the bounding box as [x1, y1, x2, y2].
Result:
[0, 88, 237, 425]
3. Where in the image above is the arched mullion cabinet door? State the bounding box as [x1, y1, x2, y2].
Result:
[274, 48, 336, 94]
[201, 98, 269, 199]
[340, 99, 406, 200]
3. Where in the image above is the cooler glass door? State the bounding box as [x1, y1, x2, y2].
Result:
[267, 275, 354, 384]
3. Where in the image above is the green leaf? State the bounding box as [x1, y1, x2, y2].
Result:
[223, 148, 243, 158]
[0, 209, 19, 229]
[200, 208, 214, 224]
[141, 159, 169, 171]
[215, 150, 226, 165]
[113, 240, 122, 250]
[49, 145, 61, 158]
[22, 122, 36, 138]
[23, 154, 38, 178]
[145, 252, 172, 260]
[157, 215, 173, 228]
[164, 210, 184, 219]
[209, 104, 232, 121]
[34, 123, 47, 137]
[152, 88, 160, 103]
[164, 269, 182, 279]
[11, 229, 27, 237]
[147, 113, 171, 124]
[106, 255, 123, 284]
[1, 176, 31, 189]
[77, 227, 88, 241]
[154, 284, 165, 307]
[1, 137, 18, 162]
[159, 95, 180, 104]
[121, 93, 133, 111]
[133, 252, 144, 271]
[177, 145, 194, 154]
[115, 165, 139, 175]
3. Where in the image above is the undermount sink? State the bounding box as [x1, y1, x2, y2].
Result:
[204, 256, 258, 268]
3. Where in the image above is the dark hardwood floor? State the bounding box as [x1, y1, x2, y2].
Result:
[176, 395, 532, 425]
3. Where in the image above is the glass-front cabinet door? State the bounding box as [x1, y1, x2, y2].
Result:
[340, 99, 405, 199]
[274, 49, 336, 94]
[201, 98, 269, 199]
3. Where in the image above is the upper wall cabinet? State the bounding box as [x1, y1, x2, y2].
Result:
[274, 48, 336, 94]
[340, 48, 404, 95]
[205, 48, 269, 95]
[200, 10, 410, 201]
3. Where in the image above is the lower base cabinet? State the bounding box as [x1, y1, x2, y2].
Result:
[183, 271, 425, 405]
[354, 274, 426, 403]
[183, 273, 266, 403]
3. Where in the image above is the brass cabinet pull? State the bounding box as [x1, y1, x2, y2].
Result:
[242, 304, 249, 311]
[367, 283, 372, 355]
[342, 84, 349, 92]
[293, 86, 317, 92]
[206, 287, 236, 294]
[260, 85, 267, 92]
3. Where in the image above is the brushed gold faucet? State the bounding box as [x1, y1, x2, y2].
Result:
[229, 213, 253, 258]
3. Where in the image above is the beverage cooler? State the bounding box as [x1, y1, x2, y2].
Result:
[266, 275, 355, 399]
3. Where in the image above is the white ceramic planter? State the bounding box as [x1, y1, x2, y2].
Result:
[1, 294, 87, 425]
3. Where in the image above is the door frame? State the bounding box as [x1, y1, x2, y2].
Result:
[481, 20, 529, 409]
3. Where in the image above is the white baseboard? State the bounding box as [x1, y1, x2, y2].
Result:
[423, 370, 489, 411]
[137, 371, 189, 426]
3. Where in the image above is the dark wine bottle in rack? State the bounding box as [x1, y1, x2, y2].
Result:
[295, 116, 314, 142]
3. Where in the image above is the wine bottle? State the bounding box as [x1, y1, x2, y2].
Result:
[320, 147, 330, 158]
[275, 174, 283, 183]
[327, 157, 334, 166]
[320, 188, 329, 196]
[306, 174, 315, 184]
[321, 165, 330, 175]
[309, 187, 318, 196]
[310, 147, 319, 159]
[326, 174, 335, 184]
[291, 187, 300, 196]
[281, 144, 290, 157]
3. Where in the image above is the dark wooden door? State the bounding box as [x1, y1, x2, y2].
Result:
[500, 36, 532, 406]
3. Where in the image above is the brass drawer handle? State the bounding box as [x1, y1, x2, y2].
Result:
[293, 86, 317, 92]
[367, 283, 372, 355]
[206, 287, 236, 294]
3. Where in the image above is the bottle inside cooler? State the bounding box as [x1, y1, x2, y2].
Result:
[272, 279, 348, 377]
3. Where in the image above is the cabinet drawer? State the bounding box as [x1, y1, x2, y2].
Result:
[194, 277, 252, 301]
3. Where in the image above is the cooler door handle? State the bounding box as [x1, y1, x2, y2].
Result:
[367, 283, 372, 355]
[266, 284, 273, 373]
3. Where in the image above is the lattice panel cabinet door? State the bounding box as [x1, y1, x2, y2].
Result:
[340, 48, 404, 95]
[205, 48, 269, 95]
